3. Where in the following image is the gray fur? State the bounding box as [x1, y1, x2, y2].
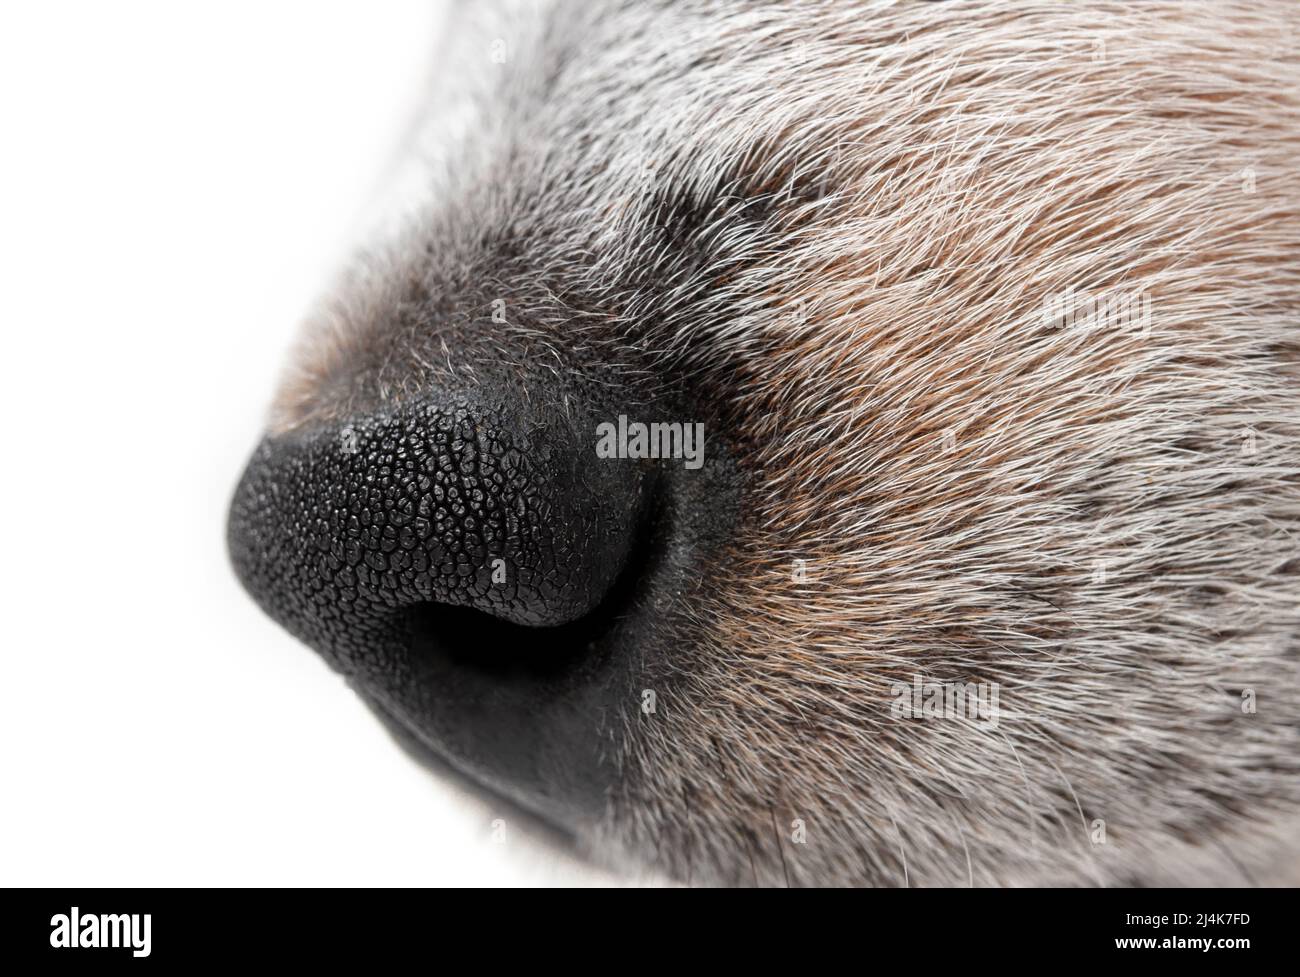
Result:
[272, 1, 1300, 885]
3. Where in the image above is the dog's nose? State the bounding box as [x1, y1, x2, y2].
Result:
[228, 394, 654, 670]
[228, 387, 668, 827]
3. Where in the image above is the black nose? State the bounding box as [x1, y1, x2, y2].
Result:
[231, 394, 650, 636]
[227, 390, 657, 824]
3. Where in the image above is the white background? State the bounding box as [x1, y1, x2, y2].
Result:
[0, 1, 612, 886]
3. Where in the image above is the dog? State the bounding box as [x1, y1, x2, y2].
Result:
[229, 0, 1300, 886]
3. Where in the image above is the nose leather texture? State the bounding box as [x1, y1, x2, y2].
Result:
[229, 395, 653, 651]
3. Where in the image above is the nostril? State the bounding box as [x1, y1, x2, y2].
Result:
[404, 473, 659, 682]
[389, 488, 660, 810]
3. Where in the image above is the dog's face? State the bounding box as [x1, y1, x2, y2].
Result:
[229, 0, 1300, 885]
